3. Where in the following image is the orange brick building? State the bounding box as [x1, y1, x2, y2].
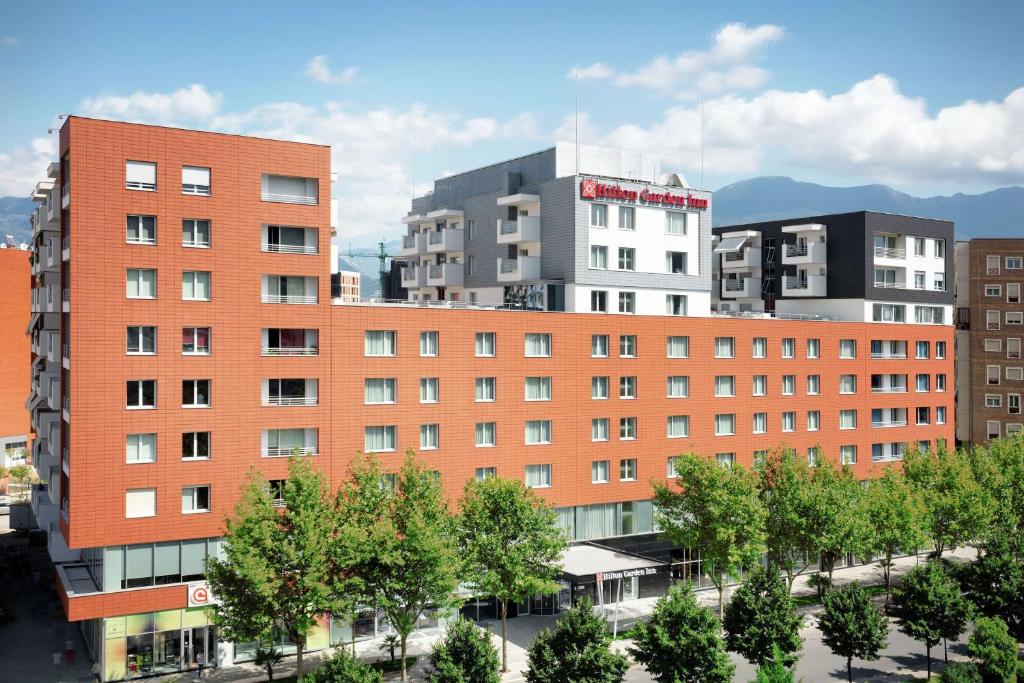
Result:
[29, 118, 954, 681]
[0, 247, 30, 468]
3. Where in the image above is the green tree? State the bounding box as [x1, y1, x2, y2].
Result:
[942, 663, 982, 683]
[758, 449, 820, 592]
[750, 645, 796, 683]
[723, 564, 803, 667]
[347, 450, 462, 681]
[809, 456, 869, 585]
[307, 650, 383, 683]
[426, 617, 501, 683]
[525, 597, 629, 683]
[969, 438, 1024, 557]
[655, 454, 767, 618]
[818, 582, 890, 683]
[904, 445, 991, 557]
[628, 582, 735, 683]
[458, 477, 566, 672]
[959, 550, 1024, 641]
[891, 562, 967, 679]
[206, 458, 337, 682]
[862, 466, 928, 603]
[255, 646, 284, 682]
[967, 616, 1019, 683]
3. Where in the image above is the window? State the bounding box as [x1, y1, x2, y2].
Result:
[752, 337, 767, 358]
[807, 375, 820, 395]
[840, 410, 858, 430]
[366, 330, 397, 356]
[807, 410, 820, 431]
[715, 413, 735, 436]
[125, 488, 156, 519]
[667, 336, 689, 358]
[126, 326, 157, 355]
[592, 335, 609, 358]
[936, 341, 946, 359]
[913, 237, 925, 256]
[590, 245, 608, 269]
[126, 380, 156, 409]
[986, 285, 1002, 297]
[475, 332, 495, 357]
[753, 375, 767, 396]
[620, 458, 637, 481]
[262, 174, 317, 205]
[667, 415, 689, 438]
[936, 374, 947, 392]
[666, 294, 687, 316]
[590, 204, 608, 227]
[591, 460, 610, 484]
[666, 251, 687, 274]
[839, 339, 857, 358]
[667, 376, 689, 398]
[716, 453, 736, 468]
[419, 424, 438, 450]
[1009, 284, 1022, 304]
[807, 448, 820, 467]
[988, 311, 1002, 330]
[807, 338, 820, 358]
[934, 273, 945, 291]
[265, 428, 316, 457]
[988, 365, 1002, 385]
[466, 220, 477, 241]
[988, 420, 1002, 439]
[1010, 394, 1021, 415]
[1009, 257, 1024, 270]
[126, 268, 157, 299]
[126, 434, 157, 464]
[781, 375, 796, 395]
[986, 339, 1004, 352]
[618, 206, 635, 230]
[715, 375, 735, 397]
[591, 290, 608, 312]
[182, 485, 210, 514]
[419, 331, 439, 357]
[840, 445, 857, 465]
[666, 212, 686, 235]
[182, 327, 210, 355]
[916, 374, 930, 392]
[915, 306, 945, 324]
[591, 418, 609, 442]
[987, 255, 1001, 274]
[617, 247, 635, 271]
[873, 303, 906, 323]
[916, 407, 931, 425]
[781, 338, 795, 358]
[364, 426, 397, 452]
[1008, 367, 1024, 381]
[618, 291, 636, 314]
[419, 378, 439, 403]
[619, 376, 637, 399]
[667, 457, 681, 478]
[525, 420, 552, 445]
[525, 464, 552, 488]
[934, 239, 945, 258]
[475, 467, 496, 481]
[265, 378, 312, 408]
[182, 379, 210, 408]
[475, 422, 496, 447]
[875, 269, 898, 287]
[1008, 312, 1024, 325]
[182, 166, 210, 195]
[364, 378, 397, 404]
[986, 394, 1003, 408]
[1009, 339, 1022, 360]
[715, 337, 735, 358]
[752, 412, 767, 434]
[936, 406, 947, 424]
[525, 333, 551, 357]
[753, 450, 768, 467]
[181, 271, 211, 301]
[525, 377, 552, 401]
[620, 335, 637, 358]
[467, 255, 476, 275]
[619, 417, 637, 440]
[840, 375, 857, 394]
[913, 271, 925, 289]
[591, 376, 609, 399]
[782, 411, 795, 432]
[475, 377, 495, 402]
[916, 341, 930, 359]
[182, 432, 210, 460]
[127, 215, 157, 244]
[126, 160, 157, 191]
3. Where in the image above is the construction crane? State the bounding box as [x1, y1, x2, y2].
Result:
[344, 241, 396, 299]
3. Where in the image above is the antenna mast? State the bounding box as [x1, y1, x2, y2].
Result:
[575, 72, 580, 175]
[699, 94, 705, 191]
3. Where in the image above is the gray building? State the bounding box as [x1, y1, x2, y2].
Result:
[399, 143, 713, 316]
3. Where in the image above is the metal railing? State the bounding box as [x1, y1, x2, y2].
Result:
[871, 352, 907, 359]
[871, 387, 907, 393]
[785, 244, 807, 257]
[724, 251, 748, 262]
[874, 246, 905, 259]
[264, 446, 318, 457]
[872, 420, 908, 428]
[264, 396, 318, 406]
[261, 192, 316, 205]
[500, 260, 519, 274]
[62, 288, 70, 302]
[62, 344, 69, 359]
[262, 346, 318, 356]
[262, 242, 318, 254]
[500, 221, 519, 235]
[724, 279, 749, 291]
[261, 294, 317, 304]
[785, 279, 808, 290]
[872, 453, 905, 463]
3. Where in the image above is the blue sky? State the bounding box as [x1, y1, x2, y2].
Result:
[1, 0, 1022, 243]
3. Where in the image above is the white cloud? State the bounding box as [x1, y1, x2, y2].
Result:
[0, 136, 56, 196]
[80, 84, 222, 125]
[589, 75, 1024, 188]
[574, 22, 783, 98]
[0, 36, 18, 47]
[305, 55, 360, 86]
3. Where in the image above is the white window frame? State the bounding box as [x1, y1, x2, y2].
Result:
[126, 434, 157, 464]
[182, 485, 211, 514]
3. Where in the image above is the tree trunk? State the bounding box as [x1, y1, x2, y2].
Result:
[295, 635, 305, 683]
[847, 655, 853, 683]
[718, 573, 725, 620]
[400, 634, 408, 681]
[501, 599, 509, 672]
[926, 644, 931, 680]
[943, 638, 948, 664]
[883, 560, 892, 605]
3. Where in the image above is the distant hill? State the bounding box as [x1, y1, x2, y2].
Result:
[713, 176, 1024, 239]
[0, 197, 34, 245]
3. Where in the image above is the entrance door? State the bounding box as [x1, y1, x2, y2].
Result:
[183, 627, 210, 669]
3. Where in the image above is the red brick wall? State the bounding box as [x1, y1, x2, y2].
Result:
[0, 249, 30, 442]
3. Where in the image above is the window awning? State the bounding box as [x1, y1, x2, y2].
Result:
[714, 236, 748, 253]
[560, 542, 667, 584]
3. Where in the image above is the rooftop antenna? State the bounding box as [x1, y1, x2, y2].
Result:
[699, 94, 705, 191]
[575, 72, 580, 176]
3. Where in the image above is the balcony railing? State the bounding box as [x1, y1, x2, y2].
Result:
[262, 346, 318, 356]
[62, 288, 70, 302]
[264, 396, 318, 407]
[62, 236, 70, 251]
[872, 420, 908, 428]
[724, 279, 749, 291]
[724, 251, 747, 262]
[871, 387, 907, 393]
[428, 231, 444, 245]
[429, 265, 443, 278]
[62, 344, 69, 359]
[261, 192, 317, 205]
[402, 235, 417, 248]
[872, 453, 905, 463]
[500, 260, 519, 274]
[262, 242, 318, 254]
[785, 244, 807, 257]
[785, 279, 808, 290]
[871, 353, 907, 359]
[874, 246, 906, 259]
[264, 446, 318, 457]
[261, 294, 318, 304]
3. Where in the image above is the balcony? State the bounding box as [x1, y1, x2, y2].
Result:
[871, 386, 908, 393]
[781, 240, 827, 265]
[61, 185, 69, 208]
[496, 216, 541, 244]
[782, 274, 826, 297]
[720, 277, 762, 299]
[427, 228, 464, 253]
[62, 236, 70, 261]
[264, 446, 318, 458]
[263, 396, 318, 407]
[497, 256, 541, 283]
[721, 246, 761, 270]
[262, 293, 317, 304]
[874, 246, 906, 260]
[262, 345, 318, 356]
[62, 344, 69, 369]
[400, 232, 426, 257]
[262, 241, 318, 255]
[62, 288, 70, 312]
[427, 262, 464, 287]
[872, 419, 908, 428]
[401, 264, 427, 288]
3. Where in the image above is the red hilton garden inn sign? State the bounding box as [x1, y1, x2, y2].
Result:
[579, 178, 708, 210]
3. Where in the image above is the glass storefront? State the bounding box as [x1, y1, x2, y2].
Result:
[101, 608, 214, 681]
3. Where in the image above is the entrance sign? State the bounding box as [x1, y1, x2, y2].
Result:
[187, 581, 215, 607]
